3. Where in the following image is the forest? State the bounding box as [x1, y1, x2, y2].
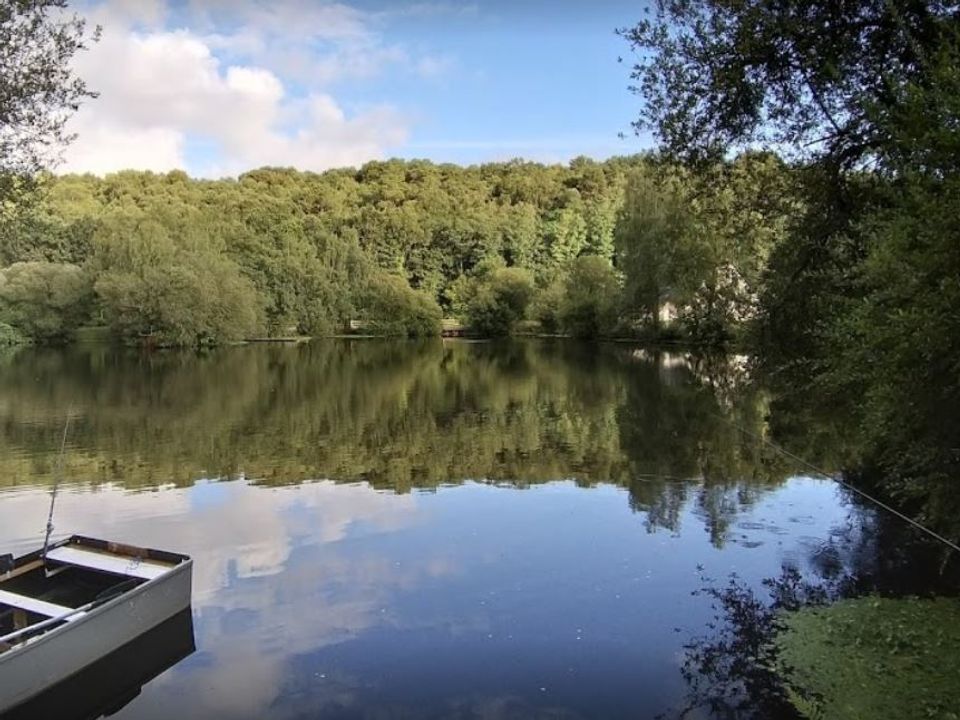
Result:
[616, 0, 960, 545]
[0, 152, 795, 346]
[0, 1, 957, 541]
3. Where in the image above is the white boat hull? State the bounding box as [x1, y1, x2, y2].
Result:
[0, 558, 192, 714]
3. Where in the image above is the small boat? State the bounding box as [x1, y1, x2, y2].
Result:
[0, 535, 192, 716]
[2, 607, 195, 720]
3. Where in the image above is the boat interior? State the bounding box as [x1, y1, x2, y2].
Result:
[0, 537, 185, 653]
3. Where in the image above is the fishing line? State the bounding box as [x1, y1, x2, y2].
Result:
[42, 410, 72, 562]
[714, 411, 960, 555]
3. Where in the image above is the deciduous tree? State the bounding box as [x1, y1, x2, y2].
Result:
[0, 260, 90, 342]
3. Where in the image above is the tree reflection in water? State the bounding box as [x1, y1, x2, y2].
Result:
[670, 491, 960, 720]
[0, 339, 799, 548]
[1, 339, 958, 718]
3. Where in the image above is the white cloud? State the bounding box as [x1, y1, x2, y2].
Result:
[60, 1, 414, 176]
[309, 43, 410, 85]
[416, 54, 455, 78]
[60, 121, 184, 175]
[191, 1, 451, 87]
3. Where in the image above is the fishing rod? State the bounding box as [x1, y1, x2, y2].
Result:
[41, 411, 72, 564]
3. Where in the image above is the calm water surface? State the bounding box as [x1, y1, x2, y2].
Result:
[0, 340, 953, 719]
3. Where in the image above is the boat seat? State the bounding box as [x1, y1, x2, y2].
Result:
[45, 545, 170, 581]
[0, 589, 78, 619]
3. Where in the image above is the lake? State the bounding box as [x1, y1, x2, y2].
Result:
[0, 339, 954, 719]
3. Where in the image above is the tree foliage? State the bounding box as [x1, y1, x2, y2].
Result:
[0, 155, 798, 345]
[622, 0, 960, 536]
[92, 214, 261, 346]
[614, 167, 704, 330]
[619, 0, 957, 170]
[458, 263, 536, 337]
[0, 260, 90, 342]
[359, 272, 442, 337]
[0, 158, 658, 343]
[0, 0, 98, 207]
[557, 255, 621, 339]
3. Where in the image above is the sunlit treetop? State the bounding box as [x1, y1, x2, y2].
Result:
[620, 0, 960, 170]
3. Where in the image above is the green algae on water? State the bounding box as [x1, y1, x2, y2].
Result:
[777, 596, 960, 720]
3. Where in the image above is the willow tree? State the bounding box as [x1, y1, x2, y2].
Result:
[93, 213, 262, 346]
[0, 260, 91, 342]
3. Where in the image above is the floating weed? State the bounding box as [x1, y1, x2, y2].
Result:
[777, 596, 960, 720]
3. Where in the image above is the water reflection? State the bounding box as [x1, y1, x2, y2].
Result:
[0, 340, 949, 718]
[0, 340, 797, 545]
[675, 492, 960, 720]
[0, 478, 849, 719]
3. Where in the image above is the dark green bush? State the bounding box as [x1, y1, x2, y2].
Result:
[0, 321, 28, 346]
[462, 266, 535, 337]
[558, 255, 621, 338]
[0, 261, 92, 343]
[360, 273, 442, 337]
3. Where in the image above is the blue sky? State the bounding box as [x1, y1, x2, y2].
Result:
[342, 0, 653, 163]
[62, 1, 654, 176]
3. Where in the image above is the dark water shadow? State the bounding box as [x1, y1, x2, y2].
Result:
[667, 487, 960, 720]
[2, 607, 195, 720]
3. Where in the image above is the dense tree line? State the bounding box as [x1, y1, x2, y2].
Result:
[0, 1, 797, 349]
[0, 153, 797, 346]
